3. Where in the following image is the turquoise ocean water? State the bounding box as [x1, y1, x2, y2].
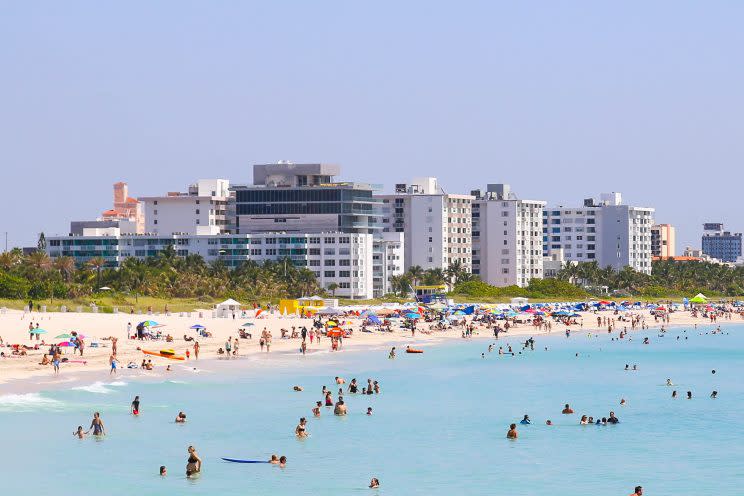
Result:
[1, 324, 743, 495]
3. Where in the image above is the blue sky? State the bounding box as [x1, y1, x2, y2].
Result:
[1, 2, 742, 251]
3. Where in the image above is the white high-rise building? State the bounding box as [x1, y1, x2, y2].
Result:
[372, 232, 404, 297]
[378, 177, 472, 272]
[542, 192, 654, 274]
[46, 229, 375, 299]
[471, 184, 545, 287]
[140, 179, 230, 235]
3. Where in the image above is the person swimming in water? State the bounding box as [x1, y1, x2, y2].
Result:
[269, 454, 279, 464]
[687, 391, 692, 399]
[672, 390, 677, 398]
[367, 407, 373, 416]
[279, 456, 287, 468]
[711, 390, 718, 398]
[506, 423, 518, 439]
[388, 347, 396, 359]
[334, 399, 348, 416]
[349, 379, 358, 394]
[160, 465, 167, 476]
[312, 401, 322, 417]
[131, 395, 140, 415]
[175, 411, 187, 423]
[520, 415, 531, 425]
[562, 404, 574, 414]
[295, 417, 308, 438]
[73, 426, 85, 439]
[369, 477, 380, 488]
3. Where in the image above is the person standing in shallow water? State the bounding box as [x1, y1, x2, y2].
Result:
[88, 412, 105, 436]
[507, 423, 518, 439]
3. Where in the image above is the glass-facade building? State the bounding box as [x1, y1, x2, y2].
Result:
[232, 184, 382, 234]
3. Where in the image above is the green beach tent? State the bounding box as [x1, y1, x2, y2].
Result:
[689, 294, 707, 304]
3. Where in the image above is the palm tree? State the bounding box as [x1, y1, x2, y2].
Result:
[87, 256, 106, 290]
[0, 250, 21, 271]
[53, 256, 76, 282]
[25, 250, 52, 273]
[407, 265, 424, 288]
[327, 282, 339, 297]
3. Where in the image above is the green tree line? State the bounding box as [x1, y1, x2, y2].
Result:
[0, 247, 320, 301]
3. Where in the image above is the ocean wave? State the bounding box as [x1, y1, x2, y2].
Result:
[71, 381, 114, 394]
[0, 393, 63, 411]
[108, 381, 128, 387]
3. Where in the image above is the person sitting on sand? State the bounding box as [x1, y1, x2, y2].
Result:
[562, 404, 574, 414]
[369, 478, 380, 488]
[507, 423, 518, 439]
[39, 354, 50, 365]
[175, 411, 186, 423]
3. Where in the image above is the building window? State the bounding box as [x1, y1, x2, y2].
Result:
[324, 271, 335, 278]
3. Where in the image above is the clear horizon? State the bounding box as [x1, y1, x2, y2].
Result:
[2, 2, 743, 251]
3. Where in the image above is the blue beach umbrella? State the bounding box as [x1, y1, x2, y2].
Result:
[190, 324, 205, 330]
[29, 328, 47, 334]
[139, 320, 159, 327]
[404, 312, 421, 319]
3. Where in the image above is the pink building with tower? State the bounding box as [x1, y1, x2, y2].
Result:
[101, 182, 144, 233]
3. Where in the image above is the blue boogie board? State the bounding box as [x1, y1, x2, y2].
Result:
[222, 458, 269, 464]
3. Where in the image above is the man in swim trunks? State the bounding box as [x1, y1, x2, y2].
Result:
[131, 396, 140, 415]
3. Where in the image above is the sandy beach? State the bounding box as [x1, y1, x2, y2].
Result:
[0, 305, 713, 393]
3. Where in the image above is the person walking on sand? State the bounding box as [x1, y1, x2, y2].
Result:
[194, 341, 200, 360]
[266, 331, 272, 353]
[109, 354, 117, 375]
[111, 337, 118, 356]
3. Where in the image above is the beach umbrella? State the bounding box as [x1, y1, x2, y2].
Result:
[327, 320, 338, 327]
[54, 333, 73, 339]
[190, 325, 205, 330]
[241, 322, 255, 327]
[404, 312, 421, 319]
[367, 315, 382, 325]
[29, 328, 47, 334]
[57, 341, 74, 347]
[139, 320, 160, 327]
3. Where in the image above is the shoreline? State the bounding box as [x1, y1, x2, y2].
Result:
[0, 307, 725, 396]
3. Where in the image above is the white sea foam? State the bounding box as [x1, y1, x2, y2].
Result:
[0, 393, 63, 411]
[71, 381, 113, 394]
[108, 381, 128, 387]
